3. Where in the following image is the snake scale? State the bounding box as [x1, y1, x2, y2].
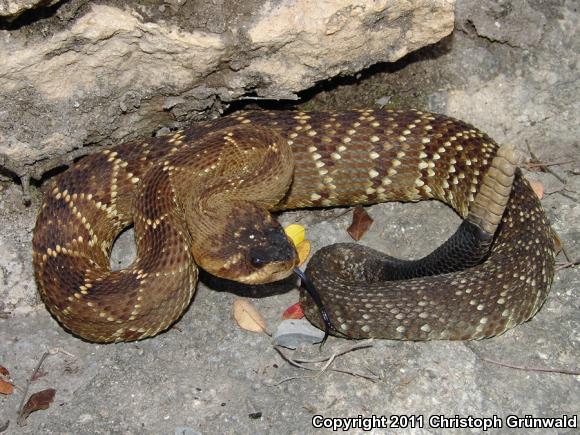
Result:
[32, 109, 557, 342]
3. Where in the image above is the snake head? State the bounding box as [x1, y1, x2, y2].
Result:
[193, 202, 299, 284]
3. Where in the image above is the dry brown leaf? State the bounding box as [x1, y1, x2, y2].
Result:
[233, 299, 268, 334]
[347, 206, 374, 241]
[31, 367, 48, 382]
[0, 379, 13, 395]
[17, 388, 56, 426]
[0, 366, 9, 377]
[529, 180, 544, 199]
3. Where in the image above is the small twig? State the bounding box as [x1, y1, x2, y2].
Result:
[271, 339, 377, 384]
[17, 352, 51, 416]
[17, 348, 75, 419]
[284, 339, 374, 364]
[269, 374, 322, 385]
[544, 185, 577, 196]
[559, 245, 573, 263]
[526, 147, 567, 184]
[527, 160, 576, 169]
[294, 208, 352, 224]
[317, 354, 338, 377]
[326, 366, 379, 381]
[269, 366, 380, 386]
[274, 346, 330, 372]
[327, 209, 353, 222]
[546, 188, 578, 202]
[556, 258, 580, 271]
[273, 352, 318, 372]
[479, 356, 580, 376]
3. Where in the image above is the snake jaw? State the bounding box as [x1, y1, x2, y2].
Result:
[195, 249, 297, 285]
[238, 258, 297, 284]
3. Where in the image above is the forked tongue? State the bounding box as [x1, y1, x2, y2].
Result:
[293, 268, 332, 345]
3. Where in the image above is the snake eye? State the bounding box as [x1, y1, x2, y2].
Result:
[250, 256, 266, 268]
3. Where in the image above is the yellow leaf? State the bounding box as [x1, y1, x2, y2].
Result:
[284, 224, 305, 246]
[296, 240, 311, 266]
[232, 299, 268, 334]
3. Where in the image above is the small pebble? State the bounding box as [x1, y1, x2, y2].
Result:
[273, 319, 325, 349]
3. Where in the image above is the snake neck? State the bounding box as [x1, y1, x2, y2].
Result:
[375, 219, 494, 281]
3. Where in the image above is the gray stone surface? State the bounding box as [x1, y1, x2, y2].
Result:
[274, 319, 326, 349]
[0, 0, 578, 434]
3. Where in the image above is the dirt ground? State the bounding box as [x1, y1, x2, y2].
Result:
[1, 1, 578, 434]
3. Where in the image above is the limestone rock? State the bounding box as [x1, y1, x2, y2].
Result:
[0, 0, 455, 185]
[0, 0, 61, 19]
[456, 0, 546, 48]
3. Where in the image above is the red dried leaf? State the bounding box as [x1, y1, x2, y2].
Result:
[0, 366, 9, 377]
[0, 379, 13, 395]
[347, 206, 374, 241]
[17, 388, 56, 426]
[282, 302, 304, 320]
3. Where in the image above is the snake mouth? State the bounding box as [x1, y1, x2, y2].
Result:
[199, 252, 298, 285]
[235, 259, 297, 284]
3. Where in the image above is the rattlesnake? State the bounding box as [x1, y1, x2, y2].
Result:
[32, 109, 557, 342]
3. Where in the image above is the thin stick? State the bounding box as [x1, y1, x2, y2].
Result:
[526, 147, 567, 184]
[327, 367, 379, 382]
[480, 356, 580, 376]
[547, 188, 578, 202]
[283, 339, 374, 364]
[527, 160, 576, 169]
[269, 366, 379, 386]
[17, 348, 75, 419]
[328, 209, 353, 222]
[317, 354, 337, 377]
[555, 258, 580, 271]
[268, 373, 324, 386]
[274, 347, 318, 371]
[559, 245, 573, 263]
[271, 339, 378, 383]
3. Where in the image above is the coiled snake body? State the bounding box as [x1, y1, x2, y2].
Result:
[32, 109, 557, 342]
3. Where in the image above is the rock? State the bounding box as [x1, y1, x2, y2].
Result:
[273, 319, 326, 349]
[456, 0, 546, 48]
[0, 0, 61, 19]
[0, 0, 454, 184]
[0, 1, 578, 433]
